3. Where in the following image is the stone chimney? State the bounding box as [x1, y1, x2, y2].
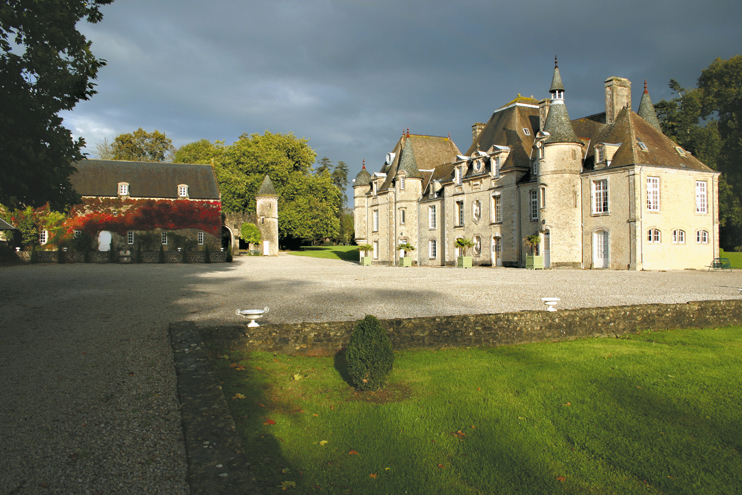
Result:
[472, 123, 485, 144]
[538, 99, 551, 134]
[604, 77, 631, 124]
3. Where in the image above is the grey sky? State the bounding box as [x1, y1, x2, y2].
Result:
[62, 0, 742, 185]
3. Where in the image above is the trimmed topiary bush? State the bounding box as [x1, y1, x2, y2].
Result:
[346, 315, 394, 391]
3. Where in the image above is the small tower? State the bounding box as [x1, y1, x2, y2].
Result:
[256, 175, 279, 256]
[637, 80, 662, 130]
[352, 160, 372, 246]
[537, 57, 584, 268]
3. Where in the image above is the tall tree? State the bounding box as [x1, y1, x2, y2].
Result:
[656, 55, 742, 249]
[111, 128, 175, 162]
[331, 160, 349, 207]
[0, 0, 113, 210]
[95, 137, 115, 160]
[315, 156, 333, 175]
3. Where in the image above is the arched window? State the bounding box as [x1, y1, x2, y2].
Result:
[672, 230, 685, 244]
[647, 229, 661, 243]
[696, 230, 709, 244]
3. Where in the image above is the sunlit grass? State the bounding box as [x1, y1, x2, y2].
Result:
[286, 245, 359, 262]
[719, 249, 742, 269]
[208, 327, 742, 494]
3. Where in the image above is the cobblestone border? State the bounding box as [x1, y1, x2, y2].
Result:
[169, 321, 261, 494]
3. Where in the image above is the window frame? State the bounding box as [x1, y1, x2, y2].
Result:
[456, 200, 464, 227]
[696, 230, 709, 244]
[198, 231, 204, 245]
[493, 194, 502, 223]
[372, 209, 379, 232]
[429, 239, 437, 259]
[428, 205, 437, 229]
[672, 229, 685, 244]
[127, 231, 135, 245]
[399, 209, 405, 225]
[399, 175, 405, 190]
[372, 240, 379, 260]
[591, 179, 609, 214]
[39, 230, 48, 245]
[178, 184, 189, 198]
[696, 181, 708, 214]
[529, 190, 538, 220]
[161, 232, 168, 245]
[118, 182, 130, 196]
[647, 229, 661, 243]
[647, 177, 660, 212]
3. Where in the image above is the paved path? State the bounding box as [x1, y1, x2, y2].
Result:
[1, 255, 740, 494]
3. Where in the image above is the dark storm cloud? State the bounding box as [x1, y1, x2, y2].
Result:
[63, 0, 742, 181]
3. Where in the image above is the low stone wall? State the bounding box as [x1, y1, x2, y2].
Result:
[13, 250, 227, 263]
[201, 299, 742, 355]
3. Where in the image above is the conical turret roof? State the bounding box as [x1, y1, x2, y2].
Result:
[257, 175, 277, 196]
[543, 101, 581, 144]
[549, 56, 564, 93]
[354, 162, 372, 186]
[397, 138, 422, 178]
[637, 80, 662, 131]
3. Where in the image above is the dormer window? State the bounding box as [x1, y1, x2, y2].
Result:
[373, 181, 377, 196]
[492, 157, 500, 177]
[118, 182, 129, 196]
[675, 146, 686, 156]
[597, 146, 605, 163]
[637, 140, 648, 151]
[454, 167, 461, 185]
[522, 128, 531, 136]
[178, 184, 189, 198]
[399, 175, 405, 190]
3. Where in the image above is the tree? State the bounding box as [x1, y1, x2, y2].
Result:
[173, 139, 222, 165]
[95, 138, 115, 160]
[656, 56, 742, 249]
[332, 160, 349, 207]
[0, 0, 113, 210]
[315, 156, 333, 175]
[111, 128, 175, 162]
[240, 223, 261, 247]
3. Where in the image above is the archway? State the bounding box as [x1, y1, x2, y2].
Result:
[221, 226, 233, 252]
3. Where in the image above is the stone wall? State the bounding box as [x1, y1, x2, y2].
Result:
[13, 250, 227, 263]
[201, 299, 742, 355]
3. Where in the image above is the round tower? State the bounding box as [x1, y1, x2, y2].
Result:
[256, 175, 279, 256]
[537, 57, 583, 268]
[352, 160, 371, 246]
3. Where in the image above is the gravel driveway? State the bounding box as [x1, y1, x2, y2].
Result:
[1, 255, 740, 494]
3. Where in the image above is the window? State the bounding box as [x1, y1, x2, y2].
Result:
[493, 157, 500, 177]
[473, 236, 482, 256]
[454, 167, 461, 185]
[399, 175, 405, 190]
[456, 200, 464, 226]
[428, 205, 436, 229]
[373, 241, 379, 259]
[592, 179, 608, 214]
[540, 186, 546, 209]
[400, 209, 405, 225]
[675, 146, 686, 156]
[39, 230, 48, 245]
[647, 177, 660, 211]
[696, 181, 707, 214]
[529, 190, 538, 220]
[637, 140, 648, 151]
[429, 239, 437, 259]
[127, 231, 134, 245]
[672, 230, 685, 244]
[597, 147, 605, 163]
[161, 232, 168, 245]
[532, 161, 538, 176]
[697, 230, 709, 244]
[118, 182, 129, 196]
[472, 200, 481, 221]
[522, 128, 531, 136]
[178, 184, 188, 198]
[373, 182, 377, 196]
[373, 209, 379, 232]
[647, 229, 661, 243]
[198, 231, 204, 245]
[493, 195, 502, 223]
[74, 230, 81, 238]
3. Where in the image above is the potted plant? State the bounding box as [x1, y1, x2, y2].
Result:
[356, 244, 373, 265]
[398, 243, 415, 267]
[524, 233, 544, 269]
[455, 237, 475, 268]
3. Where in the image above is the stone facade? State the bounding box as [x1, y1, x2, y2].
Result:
[354, 64, 719, 270]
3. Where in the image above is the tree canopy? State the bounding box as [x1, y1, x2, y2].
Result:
[656, 55, 742, 249]
[110, 128, 175, 162]
[0, 0, 113, 210]
[174, 131, 341, 247]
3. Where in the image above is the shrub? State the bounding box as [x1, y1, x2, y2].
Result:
[346, 315, 394, 391]
[57, 246, 65, 264]
[226, 244, 233, 262]
[204, 244, 211, 263]
[30, 247, 38, 264]
[158, 245, 166, 264]
[135, 244, 143, 263]
[181, 247, 189, 263]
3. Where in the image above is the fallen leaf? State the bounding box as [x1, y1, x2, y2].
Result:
[232, 393, 245, 400]
[557, 476, 566, 482]
[470, 425, 476, 429]
[258, 403, 265, 408]
[282, 468, 290, 474]
[437, 464, 445, 468]
[264, 419, 276, 425]
[256, 367, 263, 371]
[562, 402, 571, 406]
[276, 481, 296, 490]
[319, 440, 328, 446]
[348, 450, 359, 455]
[312, 414, 319, 417]
[452, 430, 466, 439]
[636, 386, 642, 389]
[385, 467, 390, 471]
[236, 366, 245, 371]
[477, 387, 481, 391]
[229, 363, 238, 368]
[369, 473, 377, 479]
[292, 374, 303, 381]
[518, 416, 525, 420]
[70, 453, 78, 460]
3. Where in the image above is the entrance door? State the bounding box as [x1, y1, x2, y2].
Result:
[98, 231, 112, 251]
[543, 231, 551, 268]
[491, 237, 502, 266]
[263, 240, 270, 256]
[593, 231, 609, 268]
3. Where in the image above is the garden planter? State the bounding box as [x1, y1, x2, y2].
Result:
[457, 256, 472, 268]
[526, 254, 544, 270]
[360, 256, 372, 266]
[400, 256, 412, 267]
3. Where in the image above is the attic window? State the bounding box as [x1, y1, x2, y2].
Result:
[675, 146, 686, 156]
[637, 140, 648, 151]
[178, 184, 189, 198]
[522, 128, 531, 136]
[118, 182, 129, 196]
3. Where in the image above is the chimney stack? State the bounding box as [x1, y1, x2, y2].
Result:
[472, 123, 485, 144]
[604, 77, 631, 124]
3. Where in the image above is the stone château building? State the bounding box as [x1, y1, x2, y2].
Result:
[353, 61, 719, 270]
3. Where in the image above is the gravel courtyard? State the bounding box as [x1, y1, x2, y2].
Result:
[1, 255, 740, 494]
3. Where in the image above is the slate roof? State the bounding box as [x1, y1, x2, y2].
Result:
[637, 81, 661, 131]
[377, 134, 460, 191]
[466, 103, 539, 172]
[354, 164, 372, 186]
[71, 160, 220, 200]
[543, 100, 581, 144]
[257, 175, 278, 196]
[0, 218, 16, 230]
[549, 58, 564, 93]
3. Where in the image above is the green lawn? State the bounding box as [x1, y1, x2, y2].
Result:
[719, 249, 742, 269]
[287, 245, 359, 262]
[208, 327, 742, 494]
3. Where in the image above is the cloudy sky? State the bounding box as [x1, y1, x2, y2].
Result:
[62, 0, 742, 185]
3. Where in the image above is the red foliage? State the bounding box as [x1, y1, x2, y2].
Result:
[66, 199, 221, 236]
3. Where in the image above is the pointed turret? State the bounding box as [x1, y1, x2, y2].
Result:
[354, 160, 372, 186]
[637, 80, 662, 131]
[549, 56, 564, 99]
[397, 139, 421, 178]
[257, 175, 277, 196]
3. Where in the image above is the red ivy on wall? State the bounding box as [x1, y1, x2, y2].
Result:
[66, 199, 222, 236]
